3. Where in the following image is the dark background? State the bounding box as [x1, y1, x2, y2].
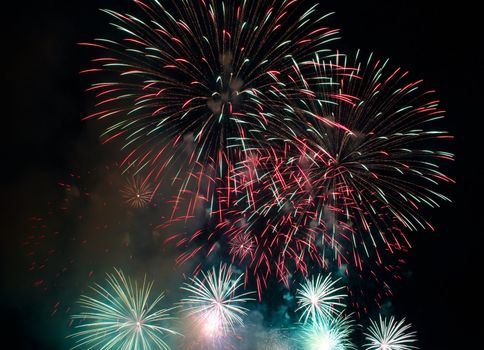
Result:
[1, 0, 481, 348]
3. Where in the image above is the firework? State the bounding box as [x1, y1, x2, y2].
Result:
[300, 312, 356, 350]
[81, 0, 340, 210]
[81, 0, 346, 294]
[121, 175, 153, 208]
[363, 315, 418, 350]
[230, 50, 454, 297]
[229, 230, 254, 261]
[266, 50, 453, 257]
[68, 268, 178, 350]
[179, 264, 254, 338]
[296, 274, 347, 324]
[80, 0, 453, 310]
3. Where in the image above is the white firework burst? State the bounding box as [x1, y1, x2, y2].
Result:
[363, 315, 418, 350]
[179, 264, 254, 338]
[296, 274, 347, 324]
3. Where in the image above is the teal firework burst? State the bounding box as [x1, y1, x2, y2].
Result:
[301, 312, 356, 350]
[68, 268, 179, 350]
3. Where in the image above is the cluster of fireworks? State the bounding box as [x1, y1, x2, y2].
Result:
[59, 0, 454, 348]
[69, 268, 417, 349]
[80, 0, 453, 304]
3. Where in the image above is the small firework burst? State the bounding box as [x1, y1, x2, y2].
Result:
[296, 274, 347, 324]
[229, 231, 254, 261]
[120, 176, 153, 208]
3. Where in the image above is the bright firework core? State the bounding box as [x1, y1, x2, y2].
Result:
[311, 336, 337, 350]
[202, 307, 224, 337]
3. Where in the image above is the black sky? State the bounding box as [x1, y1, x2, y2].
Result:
[1, 1, 481, 349]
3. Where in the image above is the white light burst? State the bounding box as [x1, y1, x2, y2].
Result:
[179, 264, 254, 338]
[296, 274, 347, 324]
[363, 315, 418, 350]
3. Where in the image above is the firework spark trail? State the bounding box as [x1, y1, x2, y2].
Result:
[163, 148, 330, 297]
[68, 268, 179, 350]
[163, 202, 329, 300]
[363, 315, 418, 350]
[179, 264, 254, 339]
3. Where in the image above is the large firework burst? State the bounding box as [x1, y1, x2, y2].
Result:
[260, 50, 454, 261]
[363, 315, 418, 350]
[179, 264, 254, 338]
[68, 268, 178, 350]
[81, 0, 340, 209]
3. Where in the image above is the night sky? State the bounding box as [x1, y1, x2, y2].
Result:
[2, 1, 481, 349]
